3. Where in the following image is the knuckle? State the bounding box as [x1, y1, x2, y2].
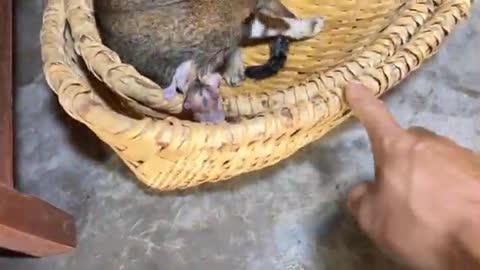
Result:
[378, 129, 440, 157]
[410, 138, 431, 153]
[379, 135, 409, 154]
[389, 131, 433, 154]
[379, 136, 396, 150]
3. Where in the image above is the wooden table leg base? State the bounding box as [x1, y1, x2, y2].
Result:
[0, 185, 76, 257]
[0, 0, 77, 257]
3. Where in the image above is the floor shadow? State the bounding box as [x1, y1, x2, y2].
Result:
[45, 85, 112, 164]
[134, 152, 294, 197]
[0, 248, 34, 259]
[315, 212, 407, 270]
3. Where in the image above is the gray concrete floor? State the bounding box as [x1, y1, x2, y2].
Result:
[2, 1, 479, 269]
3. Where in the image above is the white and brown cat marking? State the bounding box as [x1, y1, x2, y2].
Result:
[95, 0, 324, 122]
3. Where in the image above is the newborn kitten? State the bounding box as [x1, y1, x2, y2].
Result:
[95, 0, 324, 122]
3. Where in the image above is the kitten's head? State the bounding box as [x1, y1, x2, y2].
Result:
[184, 74, 225, 123]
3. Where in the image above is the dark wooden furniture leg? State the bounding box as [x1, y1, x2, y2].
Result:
[0, 0, 77, 257]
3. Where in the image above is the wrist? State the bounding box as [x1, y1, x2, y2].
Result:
[456, 216, 480, 262]
[449, 180, 480, 268]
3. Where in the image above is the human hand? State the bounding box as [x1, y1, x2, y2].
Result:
[345, 82, 480, 270]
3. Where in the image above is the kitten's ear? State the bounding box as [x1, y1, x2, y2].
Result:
[175, 60, 197, 93]
[177, 60, 196, 76]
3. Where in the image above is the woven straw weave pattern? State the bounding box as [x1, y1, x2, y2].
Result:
[41, 0, 471, 190]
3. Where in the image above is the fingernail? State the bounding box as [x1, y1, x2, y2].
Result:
[348, 80, 365, 90]
[346, 81, 364, 101]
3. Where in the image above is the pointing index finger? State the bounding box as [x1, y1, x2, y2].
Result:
[346, 81, 403, 144]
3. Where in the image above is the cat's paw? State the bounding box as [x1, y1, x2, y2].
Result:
[310, 16, 325, 36]
[224, 61, 246, 87]
[223, 48, 245, 87]
[285, 16, 325, 39]
[224, 69, 246, 87]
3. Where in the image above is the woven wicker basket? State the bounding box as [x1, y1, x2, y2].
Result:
[41, 0, 471, 191]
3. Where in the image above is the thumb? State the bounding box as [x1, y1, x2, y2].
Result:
[347, 181, 375, 232]
[347, 181, 371, 214]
